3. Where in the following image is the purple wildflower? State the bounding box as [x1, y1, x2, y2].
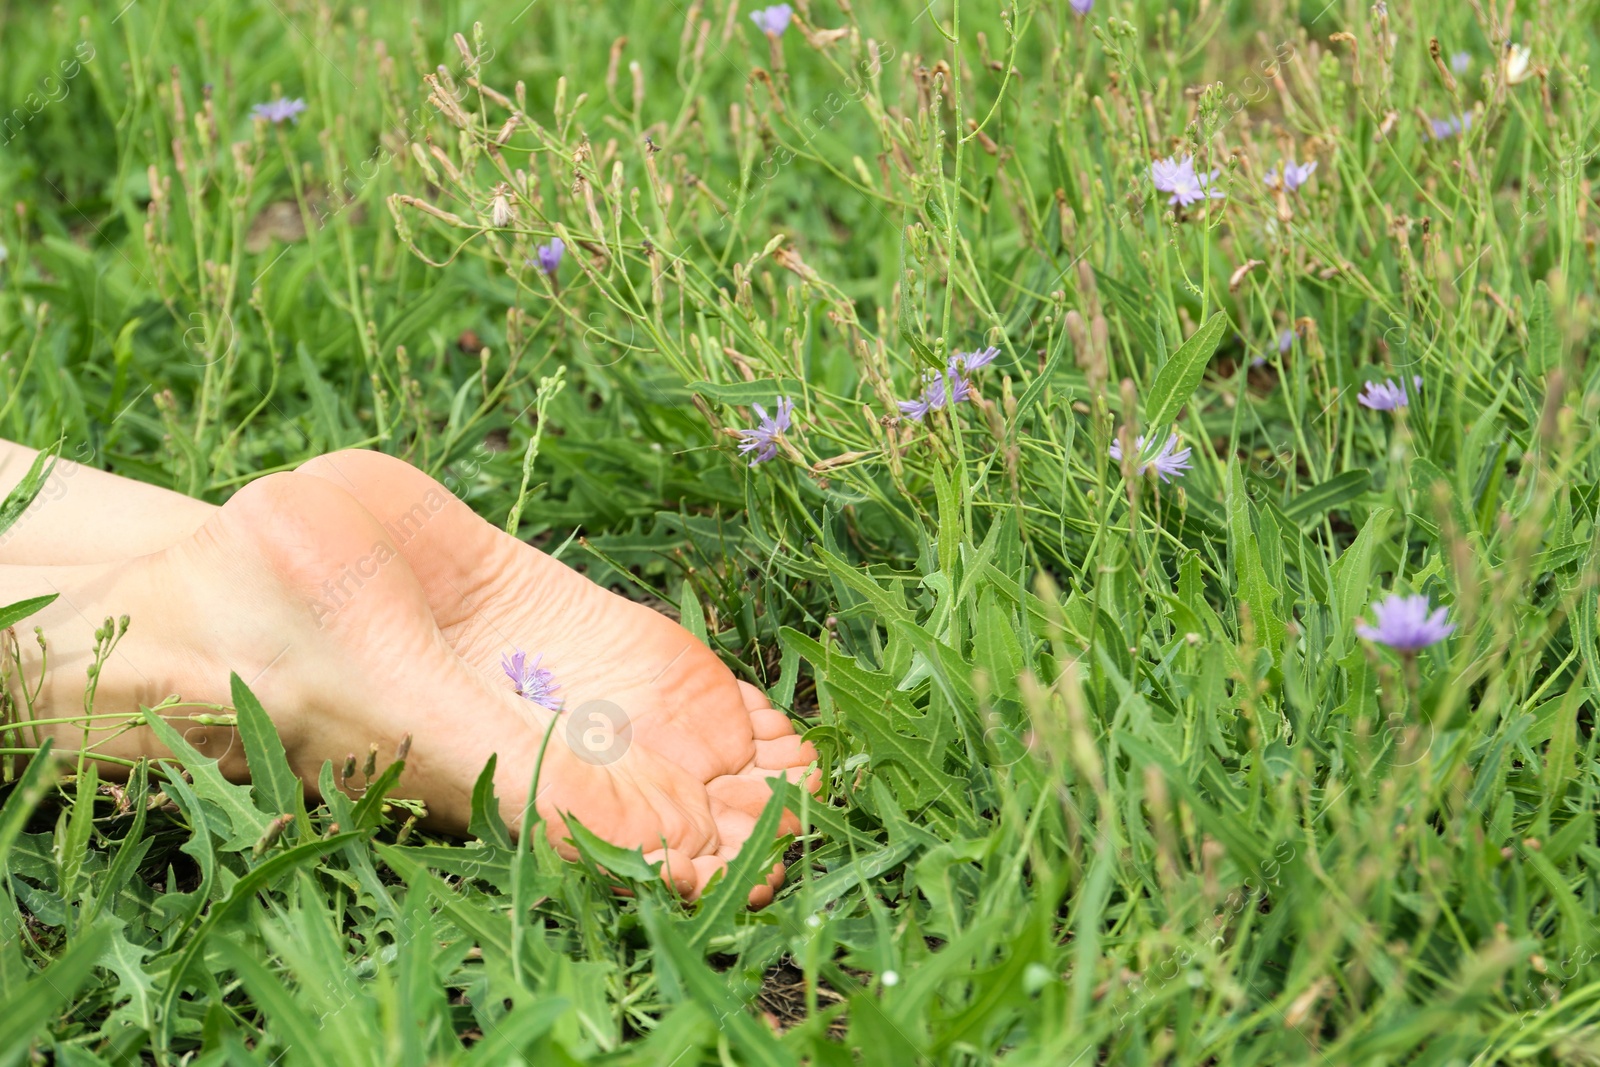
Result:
[1070, 0, 1093, 14]
[502, 648, 562, 709]
[1428, 113, 1471, 140]
[1278, 328, 1296, 354]
[1450, 51, 1471, 74]
[950, 346, 1000, 373]
[1357, 376, 1423, 411]
[749, 4, 793, 35]
[1109, 432, 1193, 482]
[536, 238, 564, 275]
[252, 97, 308, 125]
[899, 367, 976, 421]
[738, 397, 793, 465]
[1356, 594, 1455, 652]
[1150, 155, 1225, 208]
[1266, 160, 1317, 192]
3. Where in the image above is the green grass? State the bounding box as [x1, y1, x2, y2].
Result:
[2, 0, 1600, 1062]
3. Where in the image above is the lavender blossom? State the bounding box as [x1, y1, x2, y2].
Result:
[738, 396, 794, 465]
[949, 346, 1000, 373]
[899, 368, 975, 421]
[1450, 51, 1472, 74]
[502, 648, 562, 709]
[1265, 160, 1317, 192]
[1109, 432, 1193, 483]
[1357, 376, 1423, 411]
[1356, 594, 1455, 652]
[536, 238, 564, 275]
[1278, 329, 1296, 354]
[1070, 0, 1093, 14]
[252, 97, 308, 124]
[1428, 113, 1472, 140]
[1150, 155, 1225, 208]
[749, 4, 793, 35]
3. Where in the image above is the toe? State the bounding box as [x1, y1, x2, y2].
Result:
[736, 680, 772, 712]
[755, 735, 816, 770]
[708, 775, 803, 835]
[691, 854, 728, 898]
[645, 847, 698, 897]
[749, 708, 795, 741]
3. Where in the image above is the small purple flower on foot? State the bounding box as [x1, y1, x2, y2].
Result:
[503, 648, 562, 710]
[1151, 155, 1226, 208]
[536, 238, 565, 275]
[738, 396, 794, 465]
[1357, 378, 1412, 411]
[1109, 432, 1193, 482]
[1356, 594, 1455, 652]
[1451, 51, 1471, 73]
[252, 97, 308, 124]
[749, 4, 793, 35]
[1070, 0, 1093, 14]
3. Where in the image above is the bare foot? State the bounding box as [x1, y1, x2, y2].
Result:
[293, 451, 819, 858]
[5, 474, 749, 899]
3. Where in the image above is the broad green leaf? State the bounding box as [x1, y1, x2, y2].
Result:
[1282, 469, 1370, 524]
[1528, 279, 1560, 375]
[1330, 508, 1394, 637]
[687, 378, 804, 405]
[1145, 311, 1229, 429]
[562, 814, 660, 884]
[0, 444, 57, 540]
[1227, 459, 1285, 659]
[0, 594, 57, 631]
[678, 578, 708, 643]
[231, 673, 302, 818]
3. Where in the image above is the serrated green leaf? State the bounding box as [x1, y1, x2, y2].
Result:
[141, 706, 270, 851]
[468, 754, 512, 849]
[230, 673, 302, 819]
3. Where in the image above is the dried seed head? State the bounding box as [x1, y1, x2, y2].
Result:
[396, 733, 413, 761]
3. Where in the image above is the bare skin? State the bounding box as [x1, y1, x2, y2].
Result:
[0, 442, 817, 903]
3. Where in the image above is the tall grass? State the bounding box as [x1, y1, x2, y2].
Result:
[2, 0, 1599, 1062]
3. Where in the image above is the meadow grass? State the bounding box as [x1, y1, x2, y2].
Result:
[1, 0, 1599, 1062]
